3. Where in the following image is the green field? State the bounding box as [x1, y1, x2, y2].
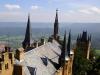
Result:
[95, 50, 100, 58]
[95, 50, 100, 54]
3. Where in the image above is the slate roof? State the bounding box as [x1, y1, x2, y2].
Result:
[15, 40, 61, 75]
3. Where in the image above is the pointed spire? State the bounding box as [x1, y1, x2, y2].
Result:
[67, 30, 71, 56]
[59, 30, 66, 66]
[22, 14, 31, 49]
[77, 34, 79, 42]
[53, 9, 59, 40]
[55, 9, 58, 24]
[88, 35, 90, 41]
[63, 30, 67, 51]
[89, 34, 91, 41]
[88, 34, 91, 42]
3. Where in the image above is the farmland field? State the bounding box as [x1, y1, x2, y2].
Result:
[95, 50, 100, 56]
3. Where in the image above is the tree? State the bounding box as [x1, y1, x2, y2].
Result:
[73, 48, 92, 75]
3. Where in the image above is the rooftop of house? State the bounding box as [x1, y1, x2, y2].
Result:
[15, 40, 61, 75]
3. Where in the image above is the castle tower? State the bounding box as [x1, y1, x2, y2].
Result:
[53, 9, 59, 41]
[22, 14, 31, 50]
[76, 31, 91, 59]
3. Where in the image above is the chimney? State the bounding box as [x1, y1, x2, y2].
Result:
[48, 36, 53, 43]
[41, 38, 46, 45]
[5, 46, 10, 52]
[15, 48, 24, 61]
[34, 41, 38, 48]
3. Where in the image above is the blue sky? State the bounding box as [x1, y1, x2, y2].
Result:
[0, 0, 100, 22]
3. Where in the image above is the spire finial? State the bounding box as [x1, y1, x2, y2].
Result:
[56, 9, 58, 18]
[56, 9, 58, 19]
[28, 13, 30, 20]
[56, 8, 58, 12]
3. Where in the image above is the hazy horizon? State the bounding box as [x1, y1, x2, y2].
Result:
[0, 22, 100, 27]
[0, 22, 100, 49]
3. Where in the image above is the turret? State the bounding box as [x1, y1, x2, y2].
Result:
[53, 9, 59, 41]
[76, 31, 91, 59]
[22, 14, 32, 50]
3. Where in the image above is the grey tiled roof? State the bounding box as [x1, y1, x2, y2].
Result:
[15, 40, 61, 75]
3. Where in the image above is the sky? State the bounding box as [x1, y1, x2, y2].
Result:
[0, 0, 100, 22]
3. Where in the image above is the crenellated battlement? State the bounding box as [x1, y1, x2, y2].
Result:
[0, 46, 14, 75]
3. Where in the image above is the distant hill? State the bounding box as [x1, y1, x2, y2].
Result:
[0, 22, 100, 49]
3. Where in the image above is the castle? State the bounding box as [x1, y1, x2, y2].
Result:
[0, 10, 91, 75]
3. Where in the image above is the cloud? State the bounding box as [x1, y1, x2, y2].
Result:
[90, 7, 100, 14]
[31, 5, 39, 10]
[78, 9, 92, 14]
[0, 10, 100, 22]
[68, 10, 75, 13]
[1, 5, 100, 22]
[5, 4, 20, 10]
[78, 6, 100, 14]
[67, 6, 100, 15]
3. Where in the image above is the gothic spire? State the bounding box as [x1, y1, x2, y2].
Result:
[88, 34, 91, 42]
[89, 34, 91, 41]
[77, 34, 79, 42]
[63, 30, 67, 51]
[53, 9, 59, 40]
[67, 30, 71, 56]
[22, 14, 31, 49]
[59, 30, 67, 66]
